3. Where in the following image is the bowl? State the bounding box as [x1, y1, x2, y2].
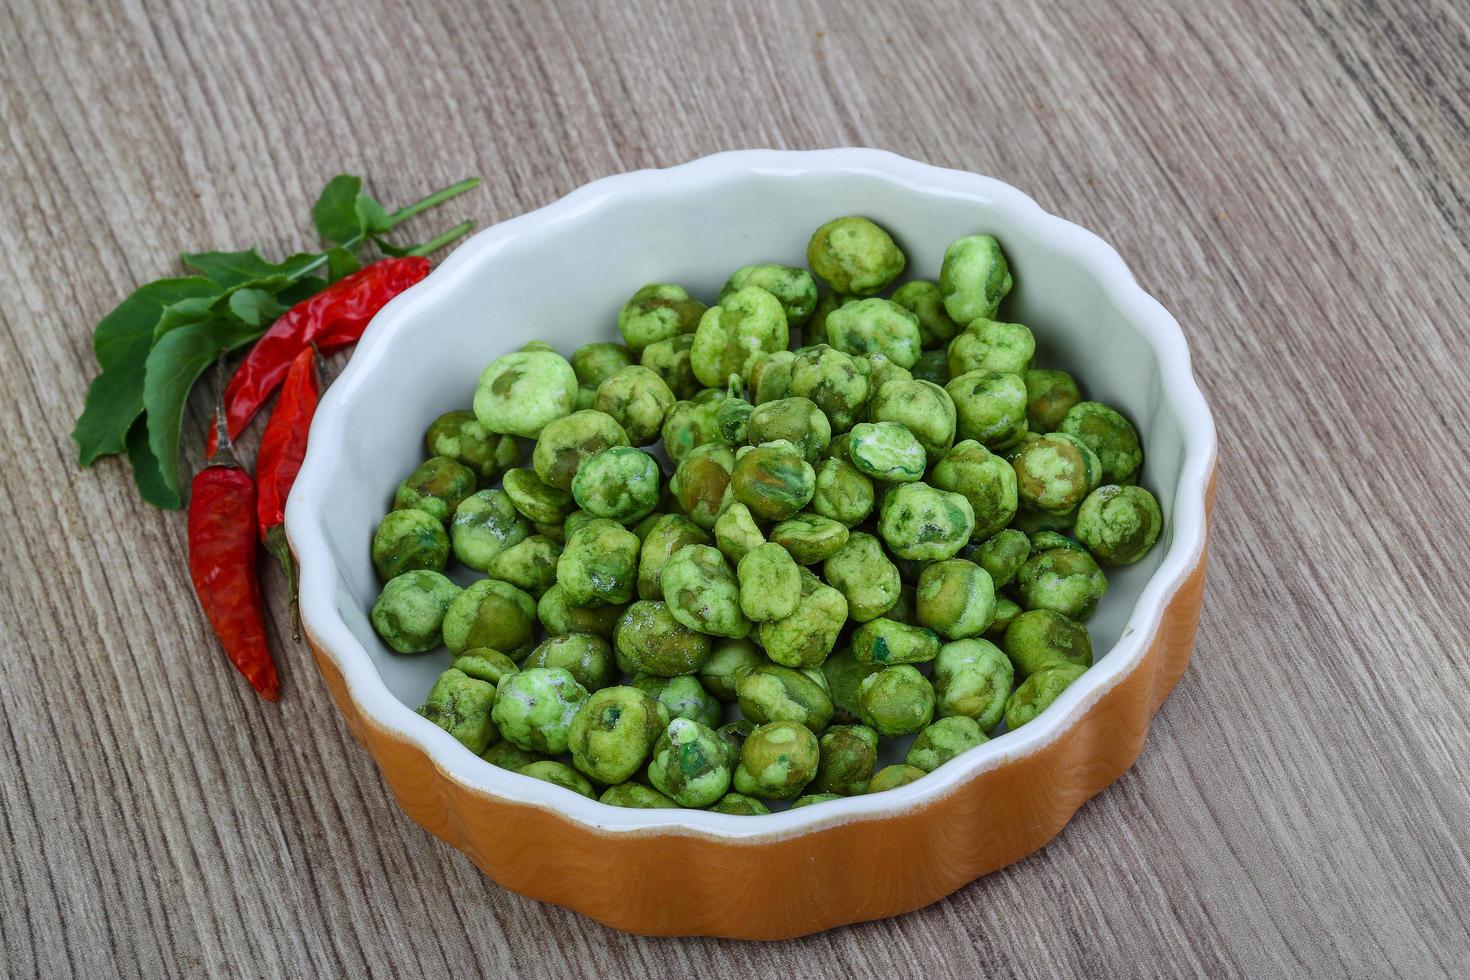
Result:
[287, 148, 1217, 939]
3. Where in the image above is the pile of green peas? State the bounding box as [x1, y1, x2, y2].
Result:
[369, 217, 1164, 813]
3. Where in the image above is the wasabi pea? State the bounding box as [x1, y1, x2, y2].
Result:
[891, 279, 961, 349]
[632, 674, 722, 727]
[1024, 369, 1081, 433]
[825, 298, 922, 369]
[572, 342, 635, 390]
[614, 600, 711, 676]
[451, 488, 531, 571]
[933, 638, 1013, 730]
[803, 291, 848, 346]
[733, 721, 820, 799]
[939, 234, 1012, 324]
[970, 528, 1030, 588]
[493, 667, 589, 754]
[730, 440, 815, 521]
[868, 763, 926, 793]
[452, 649, 520, 684]
[713, 501, 766, 563]
[1030, 530, 1085, 555]
[719, 264, 818, 327]
[868, 379, 956, 464]
[769, 513, 849, 564]
[735, 663, 834, 732]
[1004, 609, 1092, 678]
[1005, 662, 1088, 729]
[737, 543, 802, 622]
[822, 532, 900, 622]
[699, 639, 765, 702]
[1059, 401, 1143, 485]
[1010, 502, 1081, 535]
[670, 444, 735, 530]
[642, 333, 700, 400]
[911, 349, 950, 386]
[857, 665, 935, 736]
[929, 440, 1017, 539]
[788, 344, 869, 432]
[371, 509, 449, 581]
[523, 633, 617, 691]
[518, 760, 594, 798]
[847, 421, 927, 483]
[572, 446, 661, 525]
[637, 515, 711, 600]
[946, 370, 1029, 451]
[791, 793, 842, 808]
[618, 283, 707, 352]
[916, 559, 996, 640]
[371, 570, 460, 653]
[858, 351, 913, 399]
[1075, 484, 1162, 566]
[425, 410, 521, 481]
[595, 365, 675, 445]
[749, 349, 796, 404]
[851, 617, 941, 666]
[806, 216, 905, 296]
[649, 718, 732, 808]
[556, 518, 640, 607]
[487, 535, 561, 598]
[716, 718, 757, 768]
[886, 584, 919, 626]
[502, 468, 575, 525]
[481, 741, 544, 771]
[815, 724, 878, 795]
[710, 792, 771, 815]
[877, 482, 975, 561]
[568, 685, 668, 784]
[660, 391, 726, 464]
[1012, 432, 1103, 516]
[537, 584, 624, 638]
[1016, 547, 1108, 620]
[442, 578, 537, 655]
[419, 668, 499, 754]
[660, 544, 750, 639]
[691, 286, 790, 388]
[746, 397, 831, 463]
[393, 456, 476, 524]
[810, 457, 875, 527]
[757, 574, 848, 669]
[948, 318, 1035, 377]
[714, 381, 755, 445]
[600, 783, 677, 808]
[985, 596, 1022, 639]
[907, 716, 987, 772]
[474, 348, 578, 438]
[532, 410, 629, 491]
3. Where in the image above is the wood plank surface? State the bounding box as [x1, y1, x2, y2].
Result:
[3, 0, 1468, 975]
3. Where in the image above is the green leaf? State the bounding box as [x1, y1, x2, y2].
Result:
[153, 295, 218, 339]
[228, 288, 287, 326]
[73, 276, 222, 465]
[326, 247, 361, 282]
[182, 249, 325, 288]
[313, 175, 364, 245]
[355, 193, 393, 235]
[143, 317, 265, 504]
[278, 276, 328, 305]
[125, 417, 179, 509]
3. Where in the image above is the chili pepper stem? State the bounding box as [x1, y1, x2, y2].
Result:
[405, 221, 474, 257]
[263, 524, 301, 642]
[388, 178, 480, 225]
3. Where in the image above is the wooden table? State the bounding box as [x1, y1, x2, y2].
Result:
[4, 0, 1467, 975]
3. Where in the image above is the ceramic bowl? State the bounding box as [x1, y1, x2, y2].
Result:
[287, 148, 1217, 939]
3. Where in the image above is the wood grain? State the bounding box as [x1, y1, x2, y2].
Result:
[2, 0, 1467, 975]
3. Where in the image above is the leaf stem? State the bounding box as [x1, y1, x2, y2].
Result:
[404, 221, 475, 257]
[388, 178, 481, 227]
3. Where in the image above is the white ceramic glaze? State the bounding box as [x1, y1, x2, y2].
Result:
[287, 148, 1216, 839]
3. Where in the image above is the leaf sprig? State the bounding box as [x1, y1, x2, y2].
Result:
[73, 174, 479, 508]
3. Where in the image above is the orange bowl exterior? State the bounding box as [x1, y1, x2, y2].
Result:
[303, 471, 1213, 939]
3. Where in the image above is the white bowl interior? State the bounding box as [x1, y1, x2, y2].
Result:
[291, 150, 1212, 833]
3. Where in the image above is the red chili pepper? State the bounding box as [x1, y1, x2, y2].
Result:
[255, 345, 321, 639]
[189, 391, 279, 700]
[206, 256, 428, 457]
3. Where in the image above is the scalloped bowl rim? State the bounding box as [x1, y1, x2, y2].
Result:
[287, 148, 1216, 841]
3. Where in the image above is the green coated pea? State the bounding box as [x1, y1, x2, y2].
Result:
[868, 379, 956, 465]
[532, 410, 629, 491]
[822, 533, 900, 622]
[425, 410, 521, 481]
[637, 514, 711, 600]
[737, 543, 802, 622]
[452, 649, 520, 684]
[1004, 662, 1088, 729]
[715, 718, 756, 769]
[890, 279, 960, 349]
[474, 348, 578, 438]
[820, 646, 882, 724]
[660, 392, 726, 465]
[788, 345, 870, 433]
[713, 501, 766, 564]
[419, 668, 498, 754]
[946, 370, 1029, 451]
[595, 365, 676, 445]
[916, 559, 996, 639]
[1004, 608, 1092, 678]
[371, 570, 460, 653]
[803, 291, 851, 347]
[857, 665, 935, 736]
[659, 544, 750, 639]
[906, 716, 987, 772]
[714, 383, 755, 446]
[487, 535, 561, 598]
[911, 349, 950, 387]
[1075, 484, 1162, 566]
[698, 638, 765, 702]
[709, 792, 771, 815]
[851, 617, 941, 666]
[806, 216, 905, 296]
[518, 760, 595, 798]
[730, 440, 816, 521]
[736, 663, 834, 732]
[847, 421, 927, 483]
[1010, 502, 1081, 535]
[948, 318, 1035, 377]
[649, 718, 732, 807]
[632, 674, 722, 727]
[524, 633, 617, 691]
[933, 638, 1013, 730]
[641, 333, 701, 400]
[929, 440, 1018, 539]
[858, 351, 913, 399]
[600, 783, 677, 808]
[809, 457, 875, 527]
[1016, 547, 1108, 621]
[371, 509, 449, 581]
[493, 667, 590, 754]
[614, 600, 711, 676]
[733, 721, 820, 799]
[757, 573, 848, 669]
[1024, 369, 1081, 433]
[572, 342, 635, 389]
[1012, 432, 1103, 516]
[1030, 531, 1084, 554]
[825, 298, 922, 369]
[1058, 402, 1144, 485]
[441, 578, 537, 655]
[719, 264, 818, 327]
[939, 234, 1012, 324]
[502, 468, 575, 525]
[618, 283, 707, 352]
[691, 286, 790, 388]
[572, 446, 661, 525]
[868, 764, 926, 793]
[451, 488, 531, 571]
[877, 482, 975, 561]
[815, 724, 878, 795]
[746, 397, 832, 463]
[749, 349, 796, 404]
[970, 528, 1030, 587]
[670, 444, 735, 530]
[537, 584, 624, 638]
[886, 584, 920, 625]
[481, 740, 544, 771]
[985, 597, 1022, 639]
[556, 518, 640, 607]
[769, 513, 849, 564]
[393, 456, 477, 524]
[568, 685, 668, 784]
